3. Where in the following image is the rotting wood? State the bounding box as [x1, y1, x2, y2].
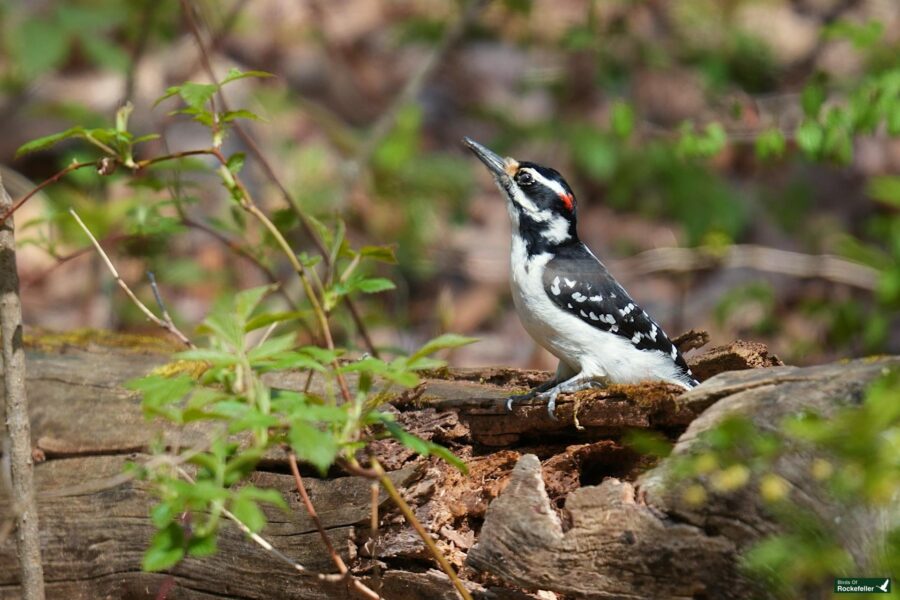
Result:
[467, 357, 897, 599]
[0, 335, 879, 599]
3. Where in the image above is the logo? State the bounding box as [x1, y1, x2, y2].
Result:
[834, 578, 891, 594]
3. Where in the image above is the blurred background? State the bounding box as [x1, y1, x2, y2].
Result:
[0, 0, 898, 370]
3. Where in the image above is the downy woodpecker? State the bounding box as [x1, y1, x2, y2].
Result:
[463, 137, 698, 417]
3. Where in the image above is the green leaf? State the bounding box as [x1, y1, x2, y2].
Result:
[405, 356, 446, 371]
[245, 310, 311, 333]
[230, 496, 267, 533]
[610, 100, 635, 139]
[247, 334, 296, 363]
[796, 120, 824, 156]
[237, 486, 289, 511]
[355, 277, 396, 294]
[127, 374, 195, 420]
[866, 176, 900, 208]
[175, 349, 239, 366]
[142, 523, 185, 571]
[224, 450, 263, 486]
[179, 82, 217, 110]
[226, 152, 245, 175]
[801, 76, 827, 118]
[755, 129, 786, 160]
[290, 422, 338, 475]
[187, 534, 218, 558]
[823, 19, 884, 49]
[234, 285, 274, 323]
[150, 501, 178, 529]
[221, 110, 262, 123]
[133, 133, 161, 145]
[267, 351, 327, 372]
[409, 333, 478, 362]
[359, 245, 398, 263]
[16, 127, 85, 157]
[220, 68, 274, 86]
[154, 86, 182, 107]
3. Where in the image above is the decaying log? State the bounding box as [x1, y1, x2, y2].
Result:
[0, 335, 890, 599]
[467, 358, 897, 599]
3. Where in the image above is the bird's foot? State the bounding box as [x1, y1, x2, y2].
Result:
[504, 378, 557, 412]
[534, 375, 610, 419]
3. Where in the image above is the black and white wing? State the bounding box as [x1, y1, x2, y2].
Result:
[542, 244, 697, 386]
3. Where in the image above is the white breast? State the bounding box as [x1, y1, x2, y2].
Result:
[509, 235, 689, 388]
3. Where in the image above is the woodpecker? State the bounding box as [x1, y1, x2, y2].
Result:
[463, 137, 698, 417]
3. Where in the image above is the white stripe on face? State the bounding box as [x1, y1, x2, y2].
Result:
[522, 167, 568, 199]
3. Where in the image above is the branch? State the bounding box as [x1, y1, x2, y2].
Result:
[68, 209, 196, 349]
[0, 160, 95, 226]
[369, 458, 473, 600]
[287, 453, 382, 600]
[178, 0, 379, 357]
[0, 173, 46, 599]
[615, 244, 879, 290]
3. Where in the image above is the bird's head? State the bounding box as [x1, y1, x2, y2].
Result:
[463, 137, 577, 247]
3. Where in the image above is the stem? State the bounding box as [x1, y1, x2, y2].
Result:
[286, 453, 382, 600]
[0, 160, 95, 226]
[173, 467, 354, 586]
[209, 148, 354, 403]
[68, 209, 195, 349]
[0, 174, 45, 599]
[369, 458, 472, 600]
[178, 0, 379, 357]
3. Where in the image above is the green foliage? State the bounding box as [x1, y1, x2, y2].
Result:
[155, 68, 272, 147]
[664, 369, 900, 596]
[127, 283, 475, 570]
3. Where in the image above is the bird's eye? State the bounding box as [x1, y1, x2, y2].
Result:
[516, 171, 534, 186]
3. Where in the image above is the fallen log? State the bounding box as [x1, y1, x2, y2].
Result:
[0, 334, 889, 599]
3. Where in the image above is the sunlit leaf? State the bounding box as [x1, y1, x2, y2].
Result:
[409, 333, 478, 362]
[16, 127, 86, 157]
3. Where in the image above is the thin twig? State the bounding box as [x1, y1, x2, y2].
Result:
[68, 209, 196, 348]
[0, 160, 95, 226]
[178, 0, 379, 357]
[369, 458, 473, 600]
[208, 148, 354, 403]
[369, 480, 381, 593]
[177, 213, 316, 338]
[287, 453, 382, 600]
[146, 272, 172, 322]
[173, 466, 352, 585]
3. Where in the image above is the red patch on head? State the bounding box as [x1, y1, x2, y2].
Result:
[558, 192, 575, 212]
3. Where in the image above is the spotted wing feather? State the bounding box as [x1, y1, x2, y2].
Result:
[542, 244, 696, 385]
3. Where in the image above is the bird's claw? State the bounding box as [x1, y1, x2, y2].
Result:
[506, 389, 560, 420]
[505, 390, 536, 412]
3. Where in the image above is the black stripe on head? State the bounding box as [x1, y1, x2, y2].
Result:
[516, 162, 577, 216]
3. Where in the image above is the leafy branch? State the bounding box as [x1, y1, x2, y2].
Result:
[17, 66, 477, 599]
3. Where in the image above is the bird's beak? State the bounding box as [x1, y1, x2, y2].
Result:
[463, 137, 516, 179]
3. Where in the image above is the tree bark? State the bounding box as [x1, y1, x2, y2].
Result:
[0, 335, 891, 599]
[0, 174, 45, 599]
